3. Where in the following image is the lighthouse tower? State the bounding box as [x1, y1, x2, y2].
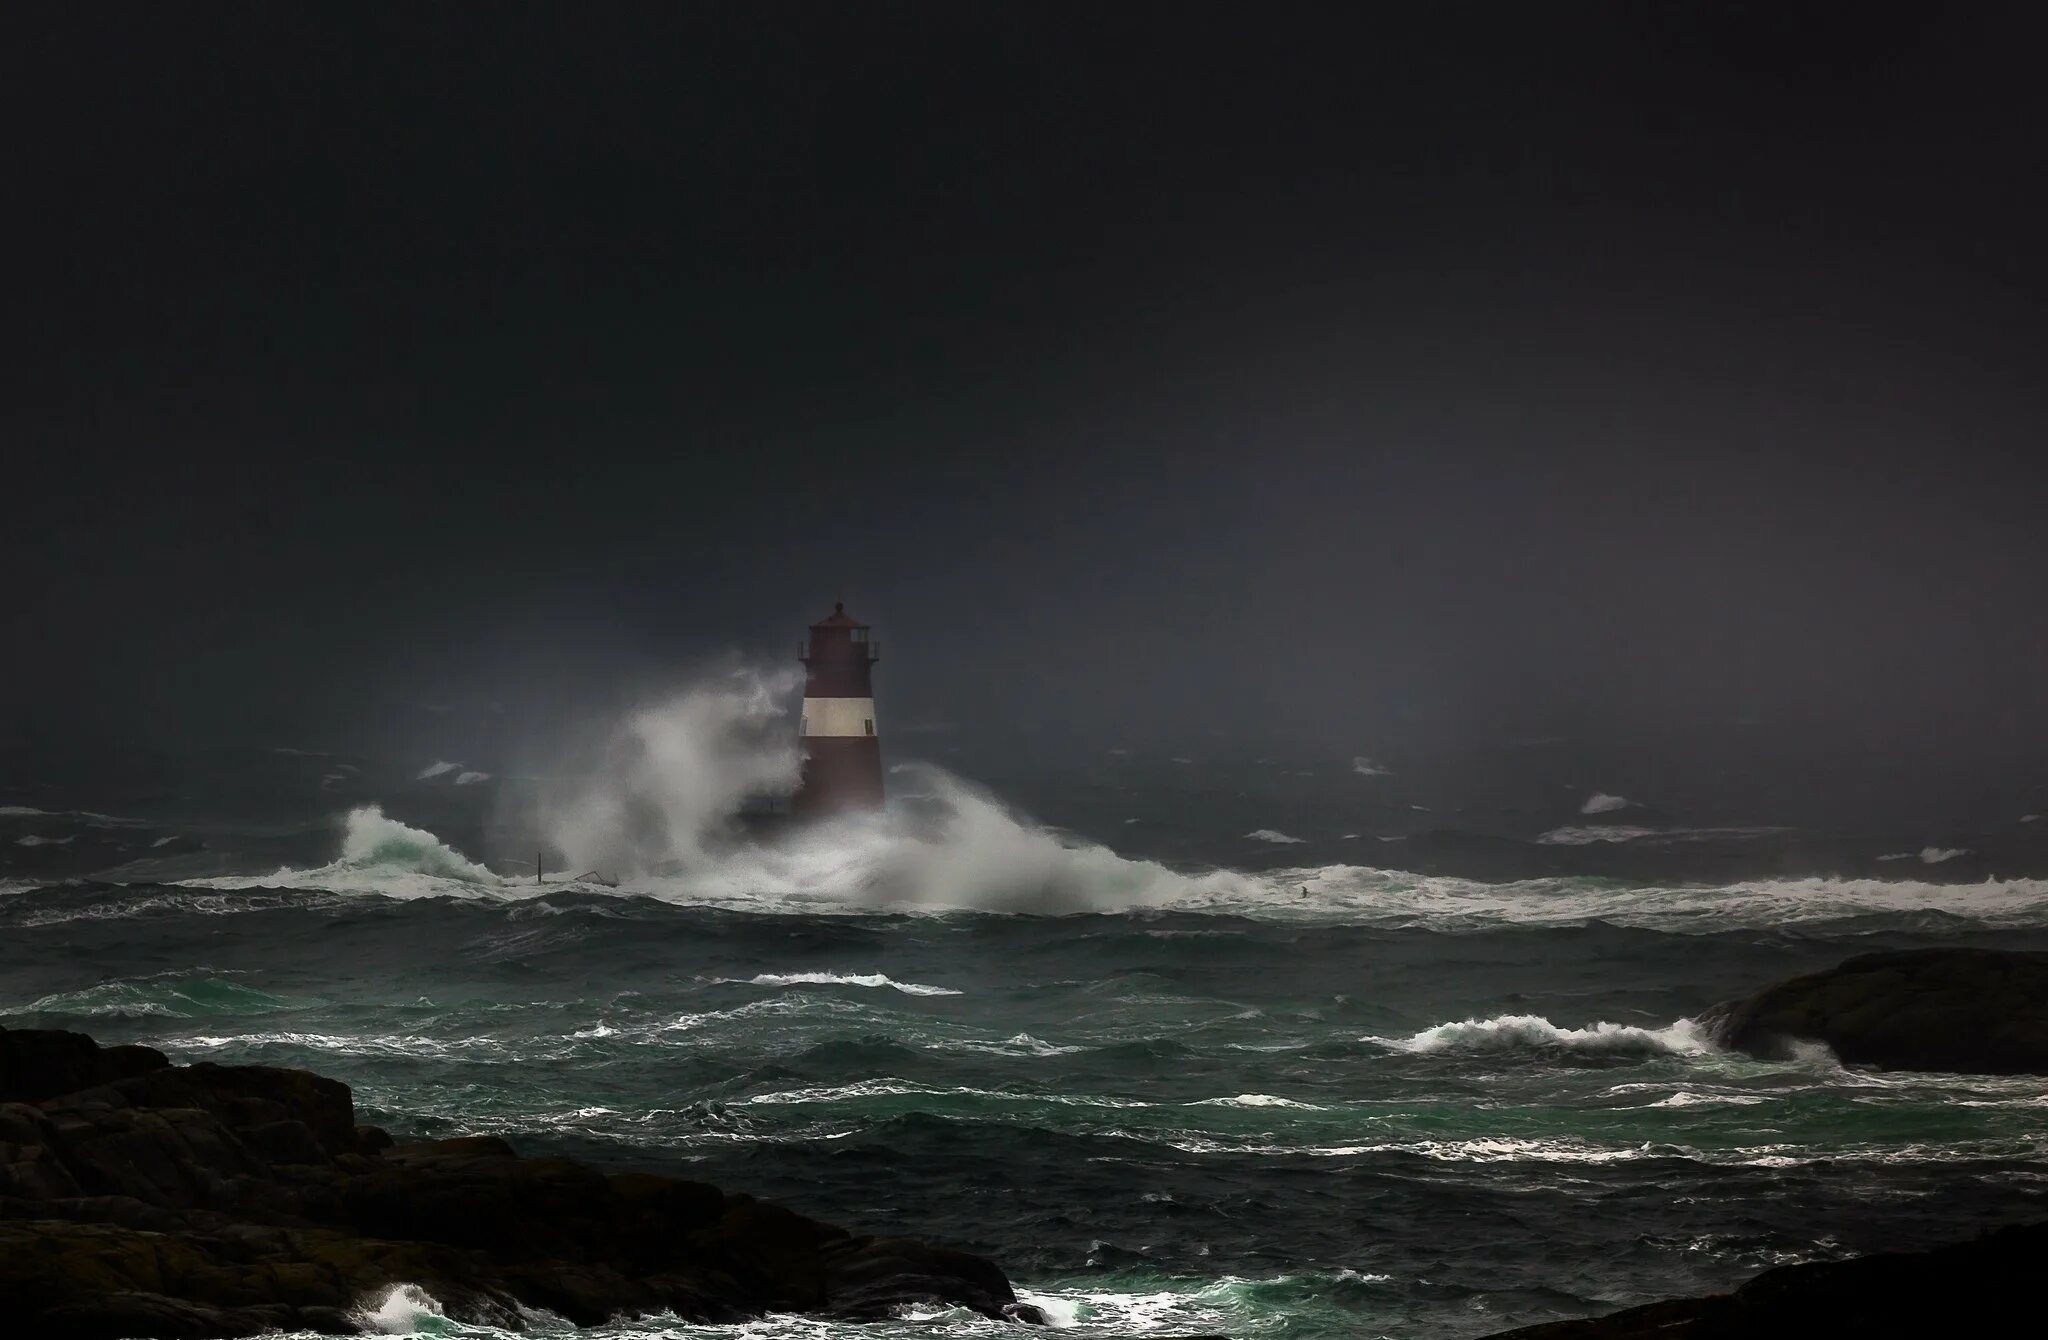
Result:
[792, 602, 884, 817]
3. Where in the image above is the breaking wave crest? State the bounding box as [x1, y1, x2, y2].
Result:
[351, 1283, 447, 1334]
[133, 669, 2048, 932]
[336, 805, 500, 883]
[747, 971, 962, 996]
[1383, 1014, 1713, 1056]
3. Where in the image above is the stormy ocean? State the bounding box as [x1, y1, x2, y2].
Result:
[6, 685, 2048, 1340]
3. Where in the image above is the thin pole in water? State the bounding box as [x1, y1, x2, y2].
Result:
[536, 851, 541, 886]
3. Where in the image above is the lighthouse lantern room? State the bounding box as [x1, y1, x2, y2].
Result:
[792, 602, 884, 816]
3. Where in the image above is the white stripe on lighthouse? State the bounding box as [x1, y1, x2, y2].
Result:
[800, 697, 877, 738]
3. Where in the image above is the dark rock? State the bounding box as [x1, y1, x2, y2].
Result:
[1481, 1220, 2048, 1337]
[351, 1123, 394, 1154]
[0, 1025, 168, 1101]
[1699, 948, 2048, 1073]
[821, 1234, 1032, 1321]
[0, 1027, 1033, 1336]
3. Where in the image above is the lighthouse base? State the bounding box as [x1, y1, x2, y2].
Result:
[792, 737, 886, 818]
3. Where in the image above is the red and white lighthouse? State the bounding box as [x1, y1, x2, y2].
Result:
[792, 602, 884, 817]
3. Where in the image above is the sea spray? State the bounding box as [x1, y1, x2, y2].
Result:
[351, 1283, 449, 1334]
[1383, 1014, 1713, 1056]
[540, 667, 804, 874]
[338, 806, 499, 883]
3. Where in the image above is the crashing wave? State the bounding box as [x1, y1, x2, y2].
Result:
[136, 670, 2048, 930]
[351, 1283, 447, 1334]
[1381, 1014, 1712, 1056]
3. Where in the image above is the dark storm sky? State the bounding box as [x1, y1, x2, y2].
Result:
[8, 3, 2046, 780]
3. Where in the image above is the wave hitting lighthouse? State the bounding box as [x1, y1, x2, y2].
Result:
[793, 601, 884, 817]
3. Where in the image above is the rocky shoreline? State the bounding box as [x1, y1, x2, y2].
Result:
[1698, 946, 2048, 1074]
[8, 948, 2045, 1340]
[1479, 1220, 2045, 1337]
[1479, 947, 2048, 1336]
[0, 1025, 1038, 1338]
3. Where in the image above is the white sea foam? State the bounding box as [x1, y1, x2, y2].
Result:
[1920, 846, 1970, 864]
[415, 761, 461, 780]
[1191, 1093, 1321, 1109]
[1645, 1090, 1767, 1108]
[351, 1282, 447, 1333]
[747, 971, 962, 996]
[1351, 756, 1391, 776]
[1382, 1014, 1712, 1056]
[1580, 792, 1630, 814]
[941, 1032, 1089, 1057]
[147, 669, 2048, 932]
[454, 770, 491, 786]
[741, 1079, 1150, 1110]
[1245, 828, 1304, 844]
[14, 834, 74, 846]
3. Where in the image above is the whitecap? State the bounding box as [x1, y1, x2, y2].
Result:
[942, 1032, 1088, 1057]
[1580, 792, 1631, 814]
[1245, 828, 1304, 844]
[746, 971, 961, 996]
[1645, 1091, 1768, 1108]
[1190, 1093, 1322, 1109]
[1380, 1013, 1712, 1057]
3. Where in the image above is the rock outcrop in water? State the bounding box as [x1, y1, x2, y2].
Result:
[0, 1025, 1038, 1338]
[1481, 1220, 2046, 1337]
[1697, 947, 2048, 1074]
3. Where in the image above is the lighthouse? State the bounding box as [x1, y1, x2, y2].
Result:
[792, 602, 884, 817]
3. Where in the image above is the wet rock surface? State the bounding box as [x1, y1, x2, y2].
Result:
[1698, 947, 2048, 1074]
[0, 1025, 1038, 1337]
[1480, 1220, 2047, 1337]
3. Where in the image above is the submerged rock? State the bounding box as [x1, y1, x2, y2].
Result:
[1698, 947, 2048, 1074]
[1481, 1220, 2048, 1337]
[0, 1025, 1038, 1336]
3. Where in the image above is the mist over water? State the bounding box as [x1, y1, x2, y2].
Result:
[5, 676, 2048, 1338]
[539, 669, 803, 875]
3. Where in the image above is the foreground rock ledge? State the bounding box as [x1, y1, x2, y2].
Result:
[0, 1025, 1038, 1339]
[1698, 947, 2048, 1074]
[1481, 1220, 2047, 1337]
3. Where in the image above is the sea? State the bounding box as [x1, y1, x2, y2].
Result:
[5, 685, 2048, 1340]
